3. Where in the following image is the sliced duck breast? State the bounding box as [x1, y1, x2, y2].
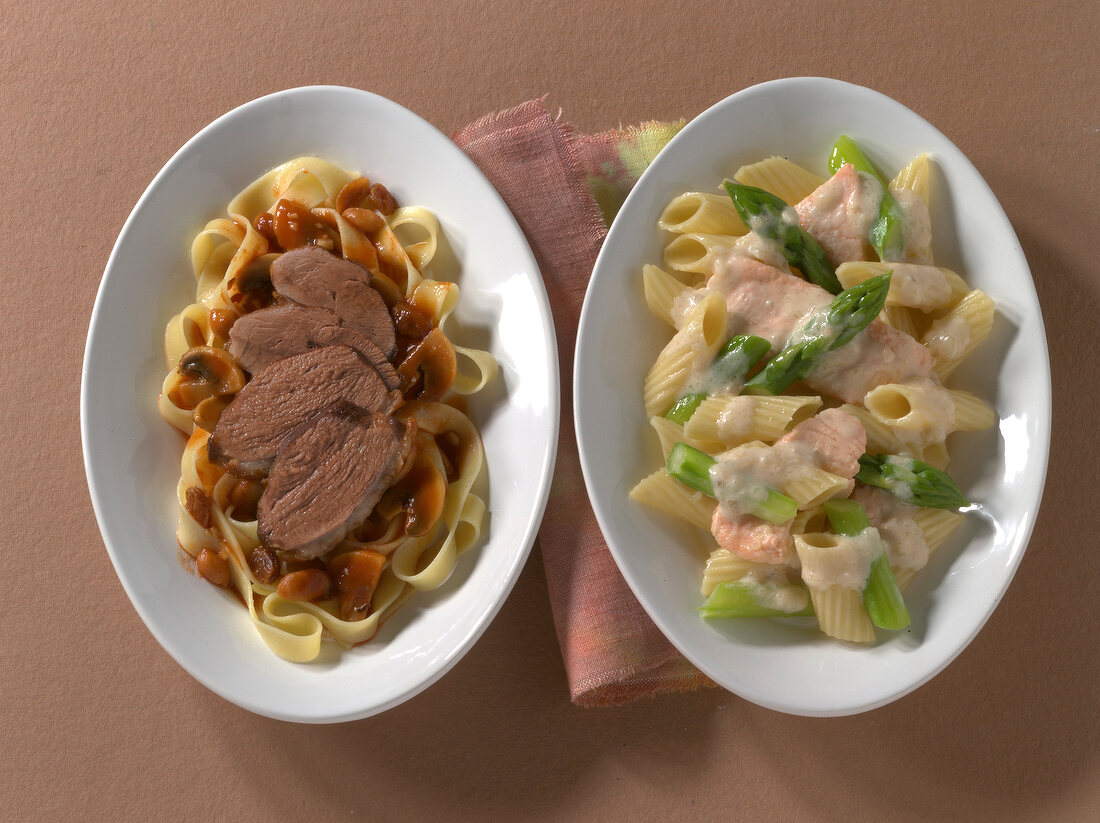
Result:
[257, 402, 410, 560]
[227, 303, 399, 388]
[208, 345, 400, 478]
[270, 246, 396, 357]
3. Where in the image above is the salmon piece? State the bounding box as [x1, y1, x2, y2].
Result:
[808, 320, 934, 404]
[776, 407, 866, 479]
[709, 256, 829, 350]
[795, 164, 876, 266]
[710, 508, 793, 565]
[850, 484, 892, 521]
[709, 409, 866, 562]
[707, 241, 935, 405]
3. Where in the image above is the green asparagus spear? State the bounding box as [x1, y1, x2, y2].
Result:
[664, 393, 705, 424]
[823, 499, 910, 631]
[722, 181, 843, 294]
[742, 272, 892, 395]
[663, 335, 771, 423]
[667, 442, 717, 496]
[712, 334, 772, 384]
[855, 454, 970, 509]
[666, 442, 797, 524]
[828, 135, 906, 261]
[699, 580, 815, 618]
[823, 498, 874, 535]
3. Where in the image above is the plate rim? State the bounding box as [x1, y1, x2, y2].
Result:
[81, 84, 560, 723]
[573, 76, 1052, 716]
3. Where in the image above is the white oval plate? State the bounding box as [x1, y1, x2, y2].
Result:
[82, 87, 558, 723]
[574, 78, 1050, 716]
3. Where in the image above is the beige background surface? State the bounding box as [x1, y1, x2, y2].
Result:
[2, 1, 1098, 820]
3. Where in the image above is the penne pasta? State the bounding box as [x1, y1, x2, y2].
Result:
[809, 585, 876, 643]
[662, 232, 738, 275]
[684, 394, 822, 448]
[837, 261, 964, 312]
[700, 548, 760, 595]
[890, 153, 931, 207]
[629, 469, 715, 531]
[925, 289, 995, 379]
[864, 379, 957, 438]
[733, 156, 826, 205]
[882, 305, 923, 339]
[782, 467, 851, 510]
[642, 263, 693, 327]
[643, 292, 727, 417]
[659, 192, 748, 236]
[949, 390, 996, 431]
[649, 416, 686, 461]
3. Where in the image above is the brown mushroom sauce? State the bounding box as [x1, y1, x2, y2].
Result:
[169, 173, 474, 633]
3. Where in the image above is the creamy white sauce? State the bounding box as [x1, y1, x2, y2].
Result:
[878, 512, 928, 571]
[716, 396, 757, 442]
[853, 171, 886, 241]
[730, 231, 791, 271]
[785, 306, 839, 349]
[739, 570, 811, 613]
[882, 455, 918, 503]
[804, 327, 894, 401]
[747, 205, 801, 236]
[886, 263, 952, 311]
[853, 485, 929, 571]
[892, 189, 934, 264]
[709, 439, 816, 512]
[669, 286, 709, 331]
[925, 313, 971, 362]
[798, 530, 883, 591]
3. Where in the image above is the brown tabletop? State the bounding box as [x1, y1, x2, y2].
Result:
[3, 1, 1098, 820]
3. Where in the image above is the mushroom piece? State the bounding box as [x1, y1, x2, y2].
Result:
[335, 176, 373, 213]
[272, 199, 334, 251]
[192, 394, 233, 433]
[375, 431, 447, 538]
[167, 346, 247, 411]
[226, 258, 277, 314]
[342, 207, 386, 235]
[327, 549, 386, 622]
[395, 328, 457, 402]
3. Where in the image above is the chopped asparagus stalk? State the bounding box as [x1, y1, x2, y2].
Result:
[712, 334, 772, 384]
[742, 272, 891, 395]
[828, 135, 906, 261]
[700, 580, 815, 619]
[823, 499, 910, 631]
[821, 498, 872, 534]
[666, 442, 797, 524]
[664, 393, 705, 424]
[666, 442, 717, 496]
[663, 335, 769, 422]
[856, 454, 970, 509]
[722, 181, 843, 294]
[862, 554, 911, 631]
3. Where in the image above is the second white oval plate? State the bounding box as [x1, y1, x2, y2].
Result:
[574, 78, 1050, 715]
[83, 87, 558, 722]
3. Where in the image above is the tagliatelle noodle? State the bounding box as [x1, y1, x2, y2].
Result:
[159, 157, 497, 662]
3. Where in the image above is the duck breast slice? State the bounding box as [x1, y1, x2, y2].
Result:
[257, 402, 410, 560]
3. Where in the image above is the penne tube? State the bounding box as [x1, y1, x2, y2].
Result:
[659, 192, 748, 236]
[733, 156, 826, 205]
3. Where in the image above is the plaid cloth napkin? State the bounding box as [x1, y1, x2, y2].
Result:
[453, 100, 716, 705]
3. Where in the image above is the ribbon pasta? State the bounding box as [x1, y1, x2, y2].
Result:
[160, 157, 497, 662]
